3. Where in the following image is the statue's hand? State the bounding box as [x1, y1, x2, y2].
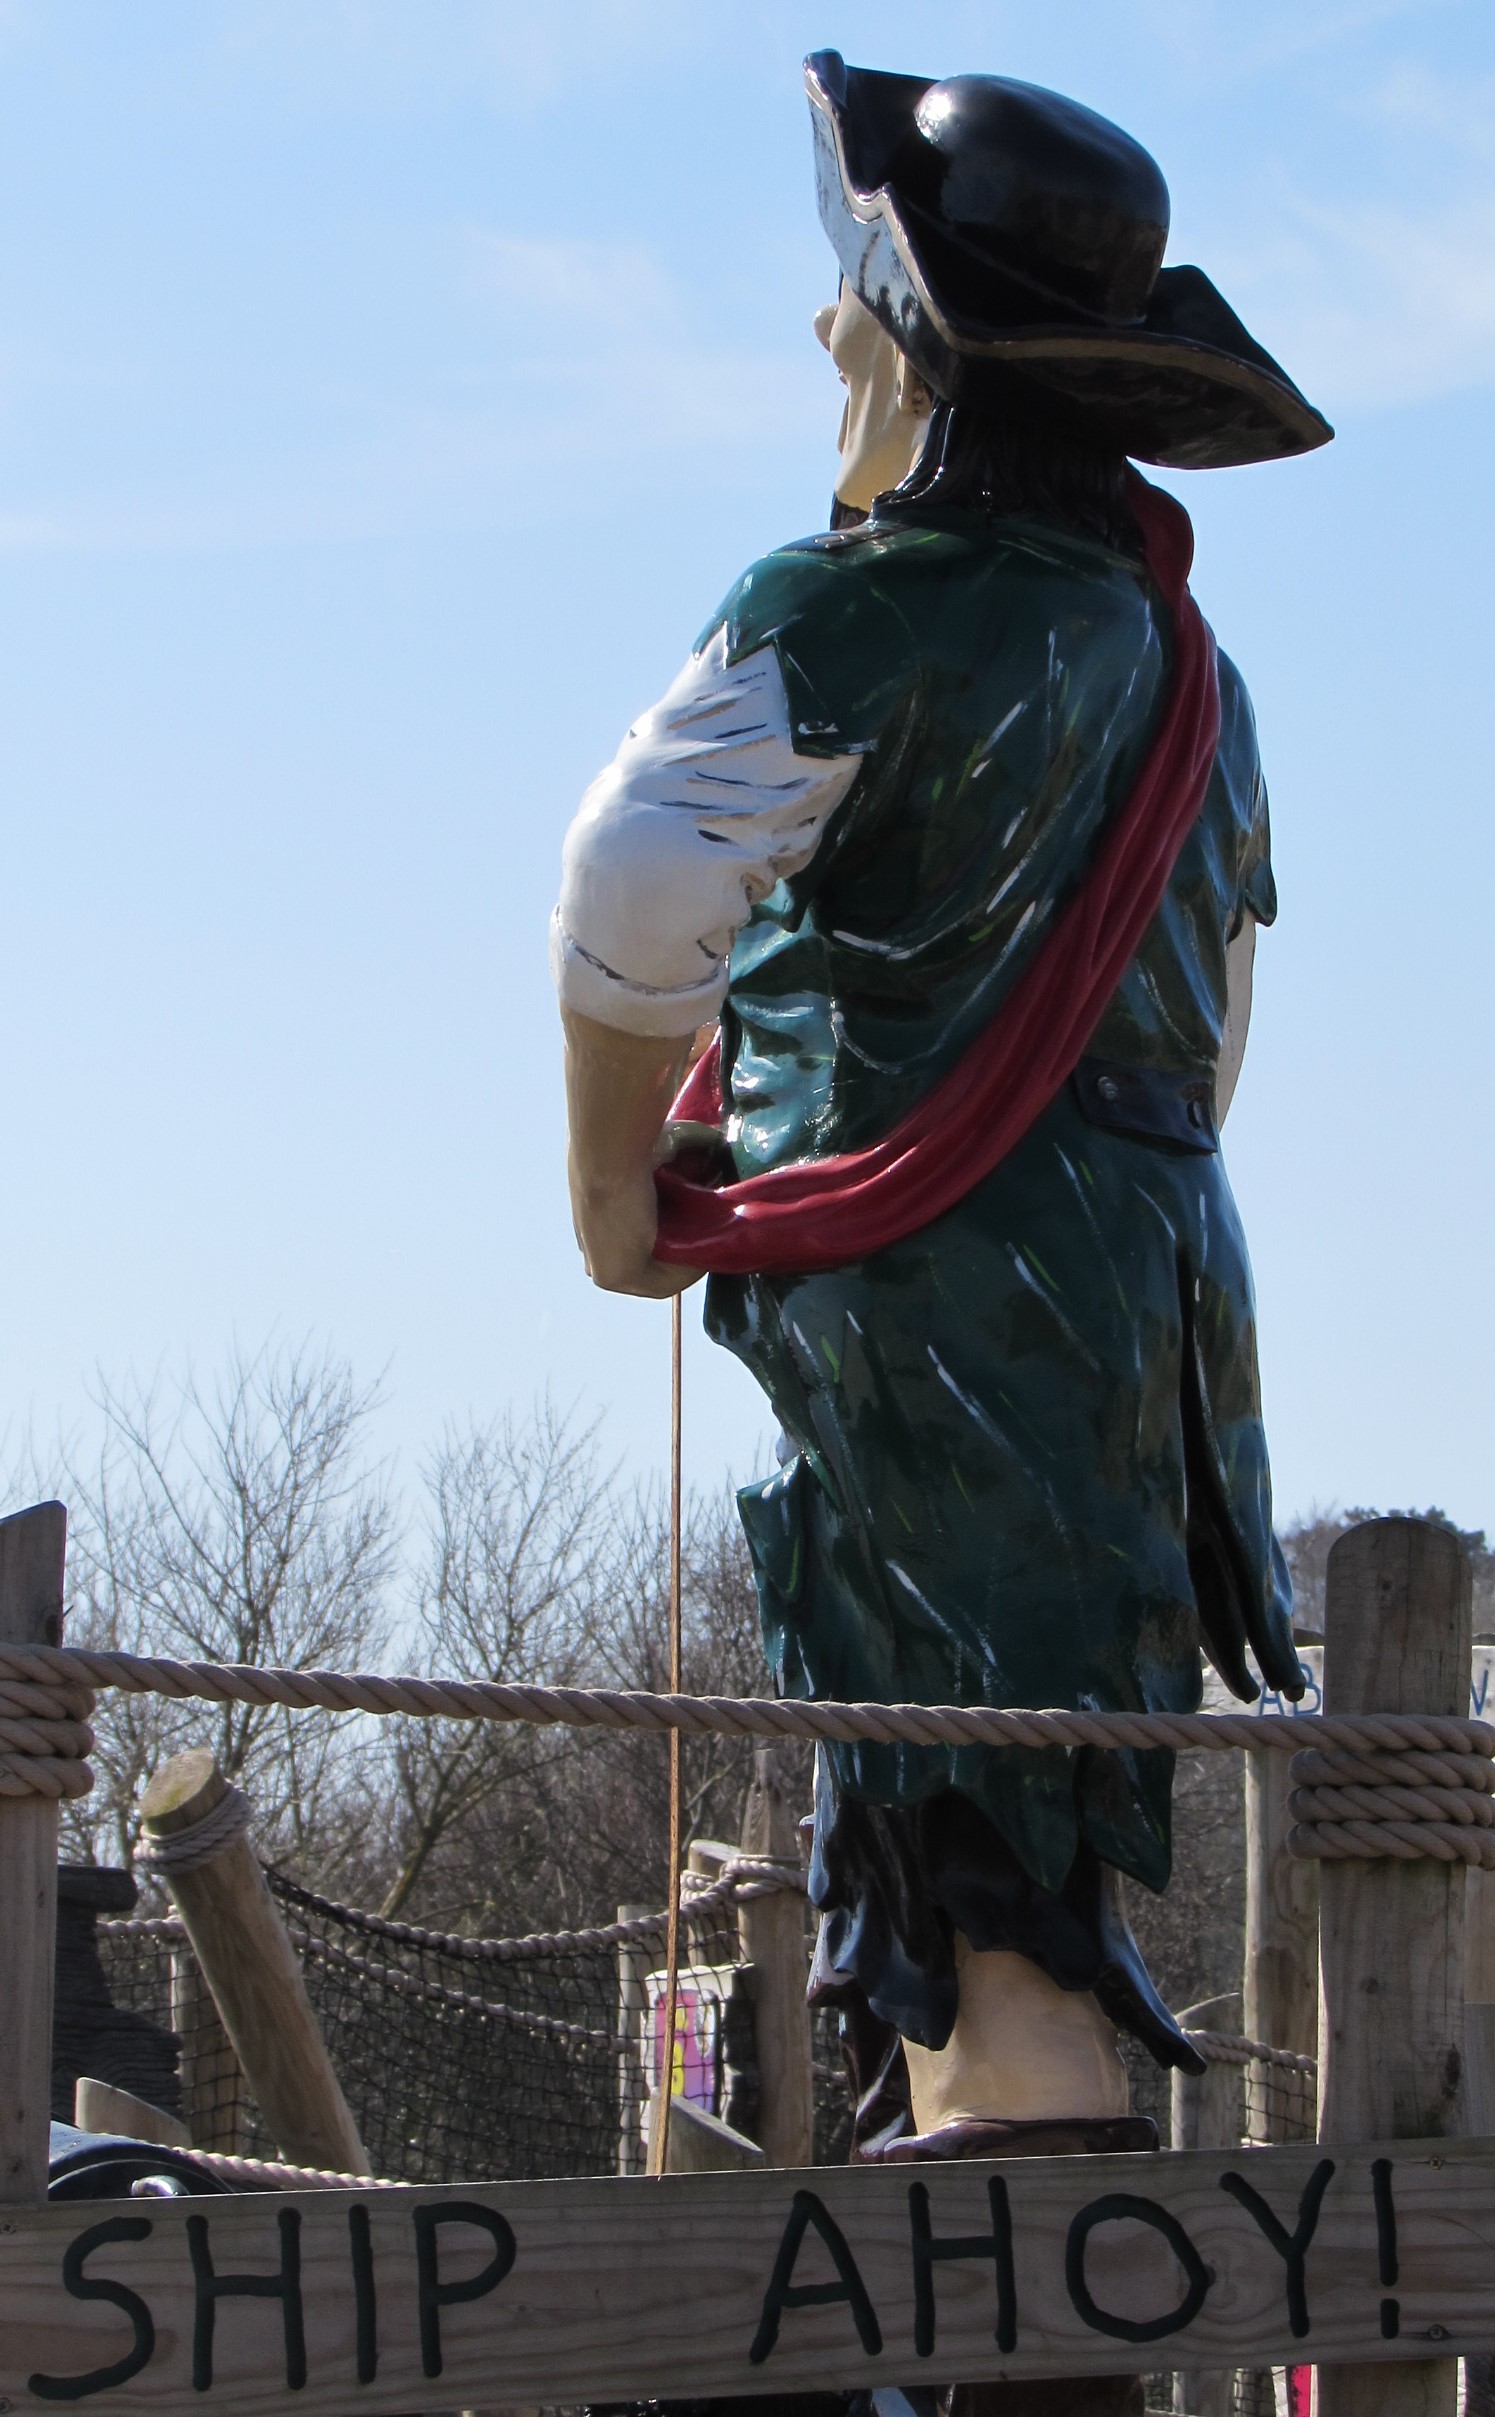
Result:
[571, 1163, 703, 1299]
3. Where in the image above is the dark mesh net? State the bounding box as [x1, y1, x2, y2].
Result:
[97, 1865, 849, 2185]
[1243, 2051, 1317, 2148]
[270, 1870, 743, 2182]
[97, 1914, 266, 2158]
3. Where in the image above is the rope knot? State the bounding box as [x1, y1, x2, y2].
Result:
[136, 1783, 253, 1874]
[679, 1853, 808, 1905]
[0, 1670, 95, 1800]
[1287, 1739, 1495, 1866]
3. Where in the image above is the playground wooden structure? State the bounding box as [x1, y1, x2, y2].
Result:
[2, 1503, 1494, 2413]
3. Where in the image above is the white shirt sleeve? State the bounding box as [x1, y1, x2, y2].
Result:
[550, 627, 862, 1038]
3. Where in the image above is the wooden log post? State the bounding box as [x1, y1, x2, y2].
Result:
[1244, 1737, 1320, 2114]
[1462, 1737, 1495, 2417]
[1316, 1516, 1471, 2417]
[0, 1502, 69, 2206]
[1464, 1865, 1495, 2136]
[1171, 1994, 1243, 2417]
[170, 1940, 248, 2153]
[1171, 1993, 1245, 2155]
[735, 1745, 814, 2168]
[140, 1748, 369, 2176]
[615, 1901, 651, 2177]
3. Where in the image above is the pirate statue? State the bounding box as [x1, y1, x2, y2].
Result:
[553, 41, 1327, 2293]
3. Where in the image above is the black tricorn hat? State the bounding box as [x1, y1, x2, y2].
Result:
[807, 51, 1332, 470]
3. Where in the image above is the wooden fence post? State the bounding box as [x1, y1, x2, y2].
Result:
[1316, 1516, 1470, 2417]
[1170, 1992, 1244, 2155]
[140, 1747, 369, 2176]
[0, 1502, 69, 2206]
[1464, 1865, 1495, 2135]
[615, 1901, 651, 2176]
[1171, 1994, 1243, 2417]
[1244, 1740, 1320, 2107]
[1460, 1799, 1495, 2416]
[735, 1745, 813, 2168]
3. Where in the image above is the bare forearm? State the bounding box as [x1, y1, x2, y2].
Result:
[560, 1008, 701, 1297]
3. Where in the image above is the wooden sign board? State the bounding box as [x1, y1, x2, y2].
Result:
[4, 2138, 1494, 2411]
[1201, 1642, 1495, 1720]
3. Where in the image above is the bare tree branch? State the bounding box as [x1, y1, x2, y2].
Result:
[58, 1339, 395, 1874]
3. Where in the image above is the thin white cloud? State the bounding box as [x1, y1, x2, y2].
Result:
[1352, 59, 1495, 155]
[0, 231, 833, 555]
[466, 233, 682, 339]
[1133, 0, 1450, 85]
[462, 229, 831, 451]
[215, 0, 703, 115]
[1209, 180, 1495, 410]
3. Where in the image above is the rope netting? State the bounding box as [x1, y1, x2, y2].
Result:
[94, 1860, 851, 2185]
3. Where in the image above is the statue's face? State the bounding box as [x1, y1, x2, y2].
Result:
[815, 285, 931, 513]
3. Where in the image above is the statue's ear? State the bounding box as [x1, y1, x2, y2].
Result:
[895, 354, 932, 419]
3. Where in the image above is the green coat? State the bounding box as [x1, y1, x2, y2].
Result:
[699, 506, 1299, 1905]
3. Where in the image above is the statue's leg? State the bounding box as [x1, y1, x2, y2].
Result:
[902, 1940, 1127, 2129]
[808, 1777, 1193, 2151]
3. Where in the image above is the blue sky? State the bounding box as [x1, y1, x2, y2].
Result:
[2, 0, 1493, 1533]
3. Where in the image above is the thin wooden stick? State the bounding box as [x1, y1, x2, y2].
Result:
[651, 1297, 686, 2176]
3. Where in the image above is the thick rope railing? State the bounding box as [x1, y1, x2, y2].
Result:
[105, 1858, 804, 1972]
[7, 1642, 1494, 1860]
[266, 1866, 759, 1962]
[185, 2150, 401, 2193]
[5, 1642, 1493, 1752]
[1182, 2028, 1317, 2074]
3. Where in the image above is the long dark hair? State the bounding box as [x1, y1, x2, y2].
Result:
[848, 396, 1141, 557]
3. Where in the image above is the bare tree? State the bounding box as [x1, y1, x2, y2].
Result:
[374, 1463, 779, 1938]
[581, 1480, 779, 1857]
[373, 1403, 611, 1921]
[1281, 1505, 1495, 1639]
[40, 1344, 772, 1925]
[60, 1340, 395, 1874]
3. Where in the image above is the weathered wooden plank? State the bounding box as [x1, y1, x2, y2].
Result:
[3, 2137, 1494, 2412]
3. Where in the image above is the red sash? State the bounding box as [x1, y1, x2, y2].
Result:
[653, 474, 1220, 1277]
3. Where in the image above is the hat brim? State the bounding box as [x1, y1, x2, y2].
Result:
[807, 54, 1332, 471]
